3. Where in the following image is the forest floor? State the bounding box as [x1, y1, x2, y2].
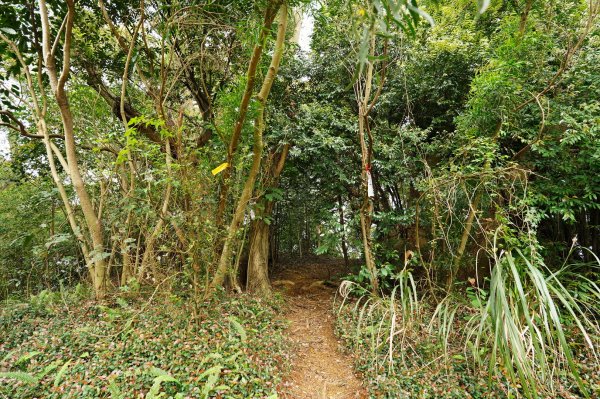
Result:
[273, 258, 368, 399]
[0, 284, 289, 398]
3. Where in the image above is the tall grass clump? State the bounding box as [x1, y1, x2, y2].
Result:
[467, 248, 600, 398]
[337, 268, 421, 372]
[336, 247, 600, 398]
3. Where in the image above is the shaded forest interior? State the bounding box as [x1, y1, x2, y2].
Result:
[1, 0, 599, 398]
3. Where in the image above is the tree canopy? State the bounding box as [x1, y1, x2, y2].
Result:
[1, 0, 599, 397]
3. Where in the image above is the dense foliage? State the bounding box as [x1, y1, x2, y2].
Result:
[1, 0, 599, 397]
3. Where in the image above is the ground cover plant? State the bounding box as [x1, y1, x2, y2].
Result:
[0, 285, 288, 399]
[1, 0, 599, 398]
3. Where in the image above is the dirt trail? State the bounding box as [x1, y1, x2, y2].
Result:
[274, 259, 368, 399]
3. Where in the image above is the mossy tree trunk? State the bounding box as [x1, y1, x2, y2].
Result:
[210, 3, 288, 292]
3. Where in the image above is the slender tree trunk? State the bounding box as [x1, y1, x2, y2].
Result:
[228, 223, 248, 293]
[211, 119, 264, 290]
[121, 238, 134, 284]
[449, 149, 495, 289]
[215, 2, 283, 227]
[591, 209, 599, 255]
[579, 211, 589, 248]
[210, 4, 288, 292]
[450, 188, 483, 288]
[359, 194, 378, 293]
[357, 32, 379, 295]
[338, 195, 349, 267]
[41, 121, 91, 265]
[39, 0, 108, 298]
[304, 204, 310, 254]
[138, 141, 173, 280]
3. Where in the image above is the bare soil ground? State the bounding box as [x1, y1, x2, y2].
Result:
[274, 258, 368, 399]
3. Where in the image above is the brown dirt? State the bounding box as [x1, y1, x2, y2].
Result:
[274, 259, 368, 399]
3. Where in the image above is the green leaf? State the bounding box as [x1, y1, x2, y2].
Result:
[37, 362, 59, 379]
[199, 366, 222, 399]
[15, 351, 41, 367]
[54, 360, 71, 387]
[89, 250, 111, 263]
[148, 366, 171, 377]
[0, 371, 39, 385]
[229, 316, 247, 343]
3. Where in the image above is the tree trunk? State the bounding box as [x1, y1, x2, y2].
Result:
[41, 123, 91, 267]
[138, 141, 173, 280]
[121, 240, 134, 284]
[449, 188, 482, 288]
[247, 145, 289, 295]
[210, 4, 288, 292]
[247, 214, 273, 295]
[356, 31, 379, 295]
[591, 209, 599, 256]
[360, 193, 378, 293]
[338, 195, 349, 267]
[39, 0, 108, 298]
[215, 2, 282, 227]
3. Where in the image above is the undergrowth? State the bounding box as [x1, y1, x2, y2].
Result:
[335, 252, 600, 399]
[335, 281, 501, 398]
[0, 285, 288, 399]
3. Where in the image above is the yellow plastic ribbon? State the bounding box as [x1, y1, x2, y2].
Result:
[211, 162, 229, 176]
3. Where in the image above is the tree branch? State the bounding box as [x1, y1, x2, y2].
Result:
[0, 110, 63, 139]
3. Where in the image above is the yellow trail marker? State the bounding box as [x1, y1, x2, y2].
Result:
[211, 162, 229, 176]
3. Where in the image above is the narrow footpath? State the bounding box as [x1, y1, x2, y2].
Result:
[274, 259, 368, 399]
